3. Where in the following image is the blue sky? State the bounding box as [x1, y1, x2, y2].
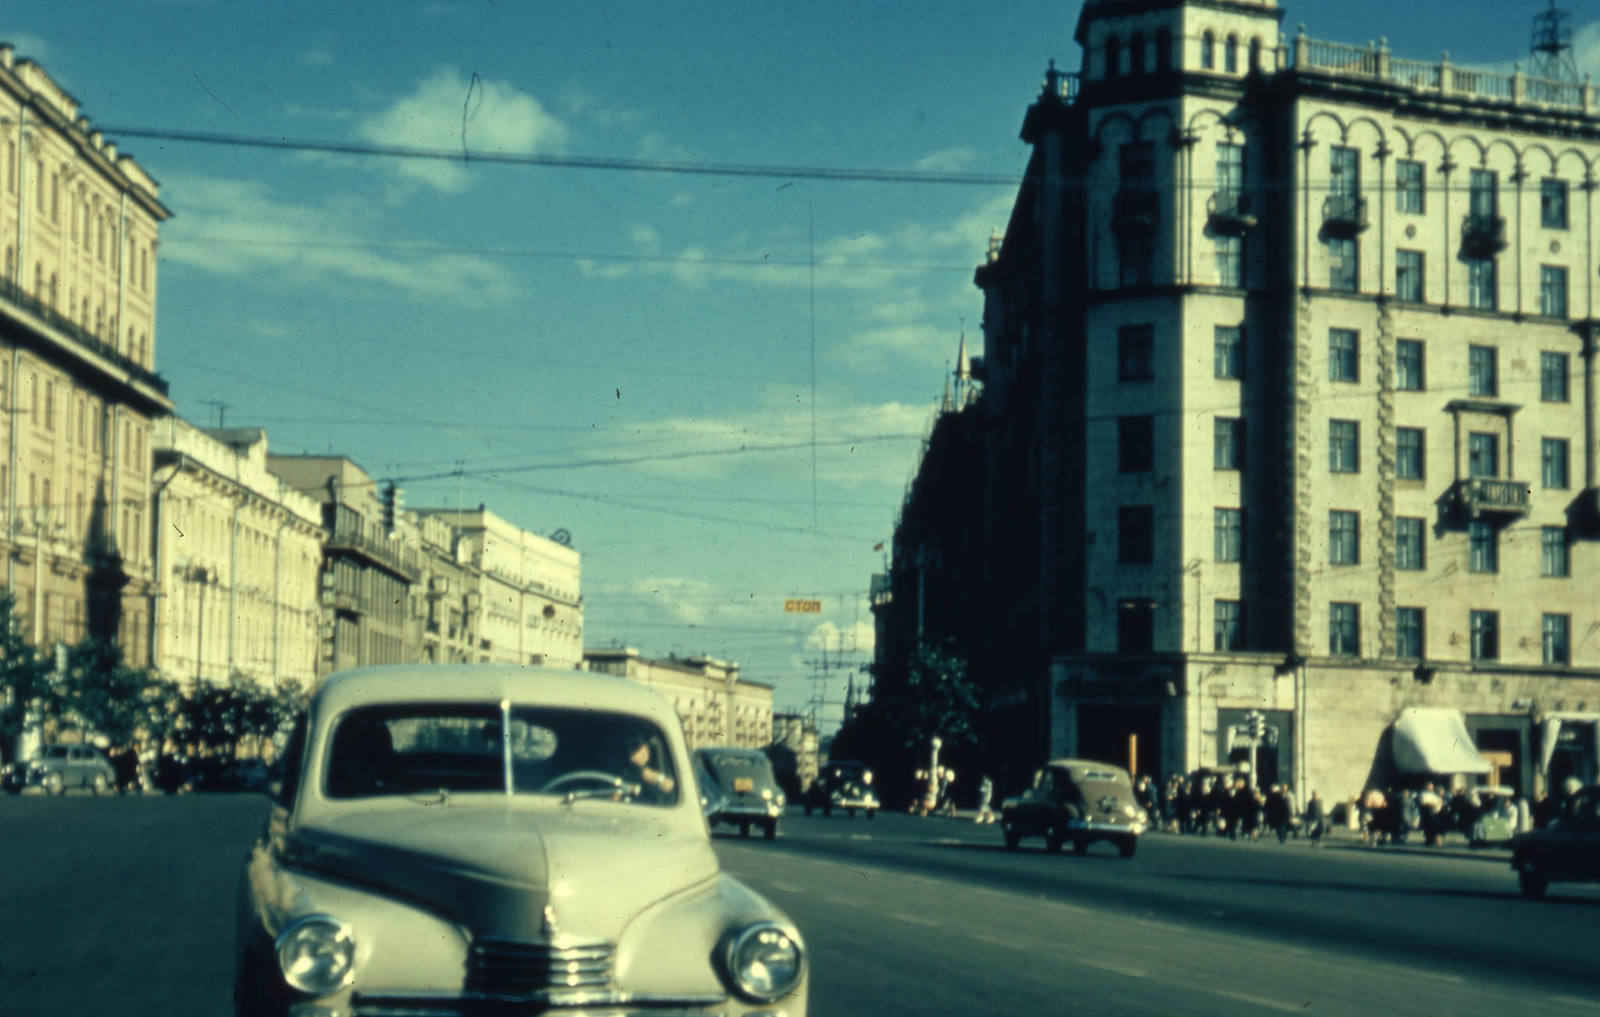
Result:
[14, 1, 1600, 724]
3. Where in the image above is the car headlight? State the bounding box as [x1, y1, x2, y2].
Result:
[276, 915, 356, 995]
[723, 923, 804, 1003]
[774, 791, 786, 808]
[862, 772, 873, 785]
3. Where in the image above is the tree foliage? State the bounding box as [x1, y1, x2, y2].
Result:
[0, 589, 49, 763]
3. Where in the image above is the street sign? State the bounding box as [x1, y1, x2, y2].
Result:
[784, 599, 822, 613]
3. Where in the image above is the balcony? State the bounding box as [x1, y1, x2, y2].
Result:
[1460, 213, 1507, 257]
[1449, 477, 1530, 522]
[1206, 189, 1257, 236]
[1320, 194, 1368, 236]
[1569, 487, 1600, 537]
[0, 275, 169, 397]
[324, 517, 420, 580]
[1112, 188, 1160, 235]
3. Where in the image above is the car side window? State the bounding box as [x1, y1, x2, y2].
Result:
[274, 715, 307, 809]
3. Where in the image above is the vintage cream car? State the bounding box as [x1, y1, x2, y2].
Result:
[233, 665, 807, 1017]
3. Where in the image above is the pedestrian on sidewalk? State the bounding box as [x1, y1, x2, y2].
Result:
[975, 774, 995, 824]
[1304, 790, 1327, 845]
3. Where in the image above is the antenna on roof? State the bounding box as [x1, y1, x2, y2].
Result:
[1530, 1, 1578, 83]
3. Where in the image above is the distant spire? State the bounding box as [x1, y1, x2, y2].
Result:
[953, 325, 972, 408]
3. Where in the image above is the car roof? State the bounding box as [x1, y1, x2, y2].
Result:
[1045, 758, 1131, 774]
[313, 664, 681, 726]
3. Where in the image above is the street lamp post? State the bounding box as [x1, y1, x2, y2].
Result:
[927, 735, 943, 814]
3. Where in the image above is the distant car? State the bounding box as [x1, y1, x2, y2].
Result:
[234, 665, 806, 1017]
[1000, 758, 1147, 858]
[803, 760, 879, 818]
[1510, 784, 1600, 898]
[3, 744, 116, 795]
[694, 747, 785, 840]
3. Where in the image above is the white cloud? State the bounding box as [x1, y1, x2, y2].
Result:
[805, 618, 875, 657]
[160, 172, 521, 301]
[356, 67, 568, 193]
[914, 146, 981, 172]
[1574, 21, 1600, 79]
[300, 49, 335, 68]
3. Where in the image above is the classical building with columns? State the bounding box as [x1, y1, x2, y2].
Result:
[150, 420, 323, 688]
[891, 0, 1600, 802]
[0, 46, 172, 664]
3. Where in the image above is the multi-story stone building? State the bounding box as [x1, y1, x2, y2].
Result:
[423, 507, 582, 669]
[268, 455, 419, 677]
[901, 0, 1600, 802]
[0, 47, 173, 664]
[150, 420, 323, 688]
[584, 647, 773, 750]
[412, 511, 478, 665]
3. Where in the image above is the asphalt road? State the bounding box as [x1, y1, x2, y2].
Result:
[1, 794, 1595, 1016]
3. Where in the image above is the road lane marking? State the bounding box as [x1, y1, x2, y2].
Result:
[1079, 958, 1147, 979]
[765, 882, 805, 895]
[1208, 987, 1310, 1013]
[887, 912, 944, 928]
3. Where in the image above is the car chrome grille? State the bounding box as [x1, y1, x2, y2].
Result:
[466, 937, 616, 994]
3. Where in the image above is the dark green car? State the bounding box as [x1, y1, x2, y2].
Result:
[1511, 784, 1600, 898]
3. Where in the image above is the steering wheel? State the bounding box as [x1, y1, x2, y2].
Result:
[540, 770, 628, 795]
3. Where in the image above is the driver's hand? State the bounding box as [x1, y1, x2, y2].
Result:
[657, 775, 675, 793]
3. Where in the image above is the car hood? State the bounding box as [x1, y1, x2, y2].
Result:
[283, 801, 720, 941]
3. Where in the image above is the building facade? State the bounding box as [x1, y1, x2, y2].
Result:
[267, 455, 419, 678]
[424, 507, 583, 669]
[151, 420, 323, 688]
[0, 47, 173, 664]
[900, 0, 1600, 802]
[584, 647, 773, 750]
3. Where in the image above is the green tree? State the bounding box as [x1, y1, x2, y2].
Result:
[0, 589, 51, 763]
[58, 638, 160, 748]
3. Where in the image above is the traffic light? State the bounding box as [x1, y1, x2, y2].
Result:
[380, 482, 401, 533]
[1249, 711, 1266, 740]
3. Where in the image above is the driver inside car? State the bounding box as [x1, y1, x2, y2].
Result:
[624, 734, 676, 802]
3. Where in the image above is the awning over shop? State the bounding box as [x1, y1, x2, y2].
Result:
[1392, 708, 1492, 776]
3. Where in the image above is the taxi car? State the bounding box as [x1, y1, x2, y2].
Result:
[1510, 783, 1600, 899]
[803, 760, 879, 819]
[999, 758, 1147, 858]
[693, 747, 785, 840]
[233, 665, 807, 1016]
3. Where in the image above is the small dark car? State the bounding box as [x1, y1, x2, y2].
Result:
[694, 747, 785, 840]
[804, 760, 879, 818]
[1000, 758, 1147, 857]
[1510, 783, 1600, 898]
[4, 744, 116, 795]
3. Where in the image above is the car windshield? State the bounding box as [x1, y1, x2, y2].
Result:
[324, 703, 677, 805]
[44, 747, 68, 759]
[699, 751, 770, 781]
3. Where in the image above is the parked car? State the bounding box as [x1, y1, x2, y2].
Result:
[3, 744, 116, 795]
[803, 760, 879, 818]
[1000, 758, 1148, 857]
[1510, 783, 1600, 898]
[694, 746, 785, 840]
[234, 664, 806, 1017]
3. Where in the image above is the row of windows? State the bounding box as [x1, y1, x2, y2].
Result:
[1118, 414, 1572, 489]
[1321, 238, 1565, 314]
[1205, 601, 1576, 665]
[1, 249, 153, 365]
[1122, 325, 1574, 402]
[4, 142, 156, 294]
[1110, 503, 1577, 577]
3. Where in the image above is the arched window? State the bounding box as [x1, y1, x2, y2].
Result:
[1130, 33, 1146, 74]
[1225, 35, 1239, 73]
[1156, 29, 1173, 72]
[1201, 31, 1216, 70]
[1106, 35, 1121, 78]
[1248, 37, 1262, 72]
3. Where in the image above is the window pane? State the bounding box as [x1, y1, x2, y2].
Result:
[1395, 250, 1424, 302]
[1330, 602, 1359, 656]
[1541, 179, 1568, 230]
[1468, 432, 1498, 478]
[1397, 160, 1424, 214]
[1396, 517, 1425, 571]
[1542, 527, 1570, 578]
[1397, 607, 1424, 659]
[1543, 614, 1570, 665]
[1214, 600, 1243, 651]
[1468, 521, 1497, 574]
[1541, 352, 1569, 402]
[1329, 420, 1358, 472]
[1540, 265, 1568, 318]
[1396, 427, 1424, 480]
[1214, 508, 1243, 562]
[1470, 610, 1498, 661]
[1469, 346, 1497, 397]
[1396, 340, 1424, 391]
[1330, 510, 1359, 565]
[1329, 329, 1358, 382]
[1214, 418, 1244, 470]
[1542, 438, 1569, 489]
[1214, 325, 1244, 379]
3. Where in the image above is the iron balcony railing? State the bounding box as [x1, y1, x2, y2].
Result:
[1460, 213, 1508, 256]
[1321, 193, 1368, 235]
[0, 275, 169, 394]
[1451, 477, 1530, 520]
[1112, 188, 1160, 234]
[1206, 189, 1257, 235]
